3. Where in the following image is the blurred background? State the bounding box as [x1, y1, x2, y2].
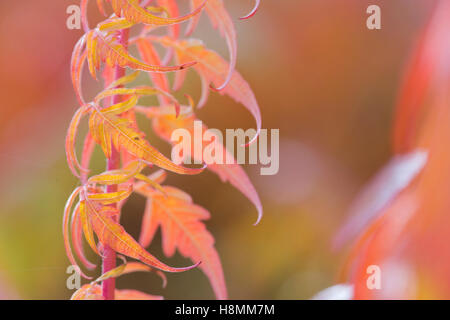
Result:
[0, 0, 435, 299]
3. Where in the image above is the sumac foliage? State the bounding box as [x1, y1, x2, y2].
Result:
[64, 0, 262, 300]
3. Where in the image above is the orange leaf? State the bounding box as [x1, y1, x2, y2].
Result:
[88, 160, 144, 185]
[93, 260, 166, 287]
[63, 187, 93, 279]
[66, 105, 90, 178]
[150, 107, 263, 225]
[203, 0, 237, 91]
[240, 0, 261, 20]
[185, 0, 237, 91]
[136, 39, 171, 105]
[156, 0, 181, 39]
[342, 2, 450, 296]
[162, 37, 261, 144]
[110, 0, 206, 26]
[71, 284, 104, 300]
[333, 150, 427, 249]
[70, 35, 88, 105]
[392, 2, 450, 153]
[137, 186, 227, 299]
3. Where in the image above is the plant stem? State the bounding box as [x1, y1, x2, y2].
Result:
[101, 28, 130, 300]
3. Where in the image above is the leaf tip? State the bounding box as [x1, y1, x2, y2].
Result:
[240, 0, 260, 20]
[241, 128, 261, 147]
[180, 61, 197, 70]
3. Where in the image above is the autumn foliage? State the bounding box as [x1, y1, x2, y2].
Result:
[64, 0, 261, 300]
[336, 0, 450, 299]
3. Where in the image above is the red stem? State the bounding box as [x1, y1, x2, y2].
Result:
[101, 28, 130, 300]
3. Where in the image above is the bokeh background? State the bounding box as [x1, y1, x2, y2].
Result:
[0, 0, 435, 299]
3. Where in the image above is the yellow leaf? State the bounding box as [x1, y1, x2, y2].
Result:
[87, 186, 133, 205]
[88, 160, 145, 185]
[85, 29, 195, 79]
[88, 103, 204, 175]
[80, 200, 100, 256]
[106, 70, 140, 90]
[84, 197, 199, 272]
[98, 18, 135, 32]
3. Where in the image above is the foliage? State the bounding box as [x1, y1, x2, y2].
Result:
[64, 0, 262, 300]
[336, 0, 450, 299]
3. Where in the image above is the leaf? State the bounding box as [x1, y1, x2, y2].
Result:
[63, 187, 93, 279]
[133, 170, 168, 195]
[102, 96, 139, 116]
[184, 1, 201, 36]
[88, 103, 203, 175]
[80, 0, 90, 31]
[71, 203, 97, 270]
[161, 37, 261, 144]
[86, 30, 100, 79]
[345, 192, 418, 299]
[66, 105, 90, 178]
[392, 4, 450, 153]
[94, 259, 128, 283]
[84, 195, 199, 272]
[95, 260, 141, 280]
[135, 173, 167, 195]
[94, 86, 180, 116]
[149, 169, 168, 185]
[333, 150, 428, 249]
[70, 34, 88, 105]
[201, 0, 237, 91]
[106, 70, 140, 90]
[85, 29, 196, 80]
[136, 38, 171, 105]
[110, 0, 207, 26]
[79, 200, 100, 256]
[187, 0, 261, 35]
[137, 186, 227, 299]
[98, 17, 135, 32]
[97, 0, 107, 16]
[71, 284, 104, 300]
[342, 2, 450, 299]
[94, 86, 172, 103]
[88, 160, 144, 185]
[240, 0, 261, 20]
[81, 132, 96, 183]
[156, 0, 181, 39]
[150, 106, 263, 225]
